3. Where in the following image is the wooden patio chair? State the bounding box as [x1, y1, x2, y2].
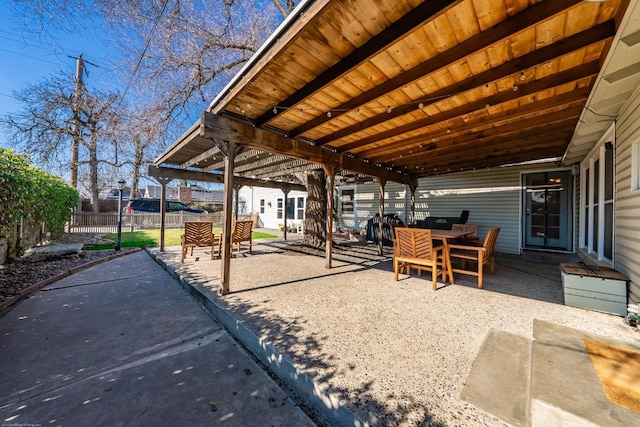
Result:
[181, 221, 217, 263]
[393, 227, 446, 290]
[220, 220, 253, 254]
[450, 223, 479, 244]
[448, 228, 500, 289]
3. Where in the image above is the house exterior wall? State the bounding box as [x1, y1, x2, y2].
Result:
[342, 164, 574, 255]
[337, 182, 407, 231]
[611, 85, 640, 304]
[413, 168, 525, 255]
[238, 186, 307, 230]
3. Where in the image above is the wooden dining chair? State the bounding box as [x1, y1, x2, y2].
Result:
[448, 228, 500, 289]
[393, 227, 446, 290]
[450, 223, 479, 244]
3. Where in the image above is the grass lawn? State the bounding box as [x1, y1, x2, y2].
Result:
[85, 228, 277, 250]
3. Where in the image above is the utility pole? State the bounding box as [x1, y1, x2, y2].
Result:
[70, 53, 85, 189]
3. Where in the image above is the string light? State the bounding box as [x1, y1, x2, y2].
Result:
[249, 70, 531, 119]
[236, 105, 241, 112]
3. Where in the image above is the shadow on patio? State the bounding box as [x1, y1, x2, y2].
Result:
[148, 237, 637, 426]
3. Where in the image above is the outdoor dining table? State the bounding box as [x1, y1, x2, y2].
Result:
[427, 229, 471, 285]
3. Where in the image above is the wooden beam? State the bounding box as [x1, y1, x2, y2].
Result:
[358, 88, 590, 159]
[251, 160, 318, 179]
[376, 107, 582, 166]
[253, 0, 459, 128]
[414, 136, 570, 174]
[322, 165, 335, 269]
[155, 176, 172, 252]
[408, 181, 418, 225]
[319, 21, 614, 147]
[399, 129, 575, 170]
[378, 178, 386, 256]
[220, 140, 236, 296]
[204, 149, 269, 172]
[335, 61, 599, 153]
[201, 112, 414, 185]
[289, 0, 585, 138]
[148, 165, 306, 192]
[181, 146, 220, 169]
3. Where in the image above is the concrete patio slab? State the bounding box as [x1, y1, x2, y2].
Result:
[149, 238, 640, 426]
[0, 251, 314, 427]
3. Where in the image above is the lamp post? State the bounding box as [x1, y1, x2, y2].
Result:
[115, 179, 125, 251]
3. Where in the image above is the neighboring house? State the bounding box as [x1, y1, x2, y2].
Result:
[104, 187, 144, 200]
[144, 184, 223, 206]
[239, 186, 307, 230]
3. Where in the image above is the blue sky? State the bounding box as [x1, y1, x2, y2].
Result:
[0, 2, 114, 149]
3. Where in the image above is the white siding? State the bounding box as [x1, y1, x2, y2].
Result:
[238, 186, 307, 230]
[346, 165, 579, 255]
[612, 85, 640, 304]
[337, 182, 407, 231]
[414, 169, 523, 254]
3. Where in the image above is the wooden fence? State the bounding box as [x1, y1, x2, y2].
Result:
[67, 212, 257, 234]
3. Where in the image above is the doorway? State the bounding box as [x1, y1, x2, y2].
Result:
[523, 171, 572, 251]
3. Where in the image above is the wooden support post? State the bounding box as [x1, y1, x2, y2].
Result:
[219, 139, 239, 296]
[409, 179, 418, 225]
[282, 188, 290, 241]
[156, 176, 172, 252]
[378, 178, 386, 256]
[323, 165, 336, 269]
[234, 185, 240, 221]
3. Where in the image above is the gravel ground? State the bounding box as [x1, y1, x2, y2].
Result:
[151, 241, 640, 427]
[0, 233, 122, 306]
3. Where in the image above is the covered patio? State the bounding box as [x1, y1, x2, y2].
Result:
[148, 237, 640, 426]
[151, 0, 632, 295]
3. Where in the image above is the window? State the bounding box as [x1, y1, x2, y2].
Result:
[276, 198, 283, 219]
[581, 125, 615, 262]
[259, 199, 265, 214]
[297, 197, 305, 219]
[286, 197, 295, 219]
[340, 188, 355, 216]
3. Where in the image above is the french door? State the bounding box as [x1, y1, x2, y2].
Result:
[524, 171, 572, 250]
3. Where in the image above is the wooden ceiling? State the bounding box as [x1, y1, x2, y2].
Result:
[156, 0, 629, 185]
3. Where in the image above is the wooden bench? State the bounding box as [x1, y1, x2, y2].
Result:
[181, 221, 217, 263]
[220, 220, 253, 254]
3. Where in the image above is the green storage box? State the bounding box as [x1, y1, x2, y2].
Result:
[560, 263, 628, 317]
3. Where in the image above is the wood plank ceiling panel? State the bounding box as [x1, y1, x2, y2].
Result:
[162, 0, 631, 183]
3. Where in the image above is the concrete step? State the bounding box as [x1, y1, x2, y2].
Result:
[462, 320, 640, 426]
[460, 329, 531, 426]
[530, 320, 640, 427]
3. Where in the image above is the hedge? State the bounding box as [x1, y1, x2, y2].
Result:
[0, 148, 78, 260]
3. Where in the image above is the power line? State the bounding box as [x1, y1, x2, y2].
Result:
[119, 0, 170, 103]
[0, 46, 63, 66]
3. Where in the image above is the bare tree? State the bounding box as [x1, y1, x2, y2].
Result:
[1, 72, 120, 211]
